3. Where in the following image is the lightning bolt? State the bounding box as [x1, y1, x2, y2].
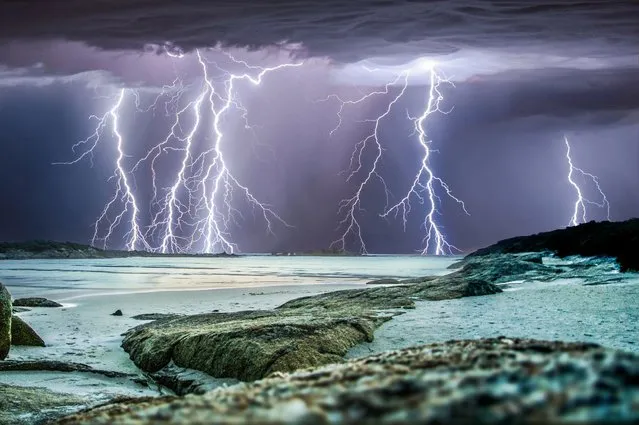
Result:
[327, 60, 468, 254]
[59, 48, 301, 253]
[563, 136, 611, 226]
[55, 89, 147, 250]
[382, 66, 469, 255]
[326, 72, 409, 253]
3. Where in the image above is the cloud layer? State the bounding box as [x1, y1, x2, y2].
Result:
[1, 0, 638, 64]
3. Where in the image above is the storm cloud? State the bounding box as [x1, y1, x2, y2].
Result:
[0, 1, 637, 253]
[1, 1, 638, 64]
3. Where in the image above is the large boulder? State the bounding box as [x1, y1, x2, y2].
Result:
[0, 283, 11, 359]
[11, 316, 45, 347]
[122, 310, 385, 382]
[55, 337, 639, 425]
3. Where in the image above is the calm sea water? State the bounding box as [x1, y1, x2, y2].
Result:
[0, 255, 457, 296]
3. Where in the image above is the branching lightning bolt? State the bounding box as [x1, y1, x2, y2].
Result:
[563, 136, 610, 226]
[55, 89, 147, 250]
[58, 49, 301, 253]
[327, 61, 468, 254]
[382, 67, 469, 255]
[326, 72, 409, 253]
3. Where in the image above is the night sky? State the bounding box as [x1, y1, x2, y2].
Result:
[0, 1, 638, 254]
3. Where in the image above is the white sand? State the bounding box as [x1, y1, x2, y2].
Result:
[3, 255, 637, 400]
[8, 283, 365, 372]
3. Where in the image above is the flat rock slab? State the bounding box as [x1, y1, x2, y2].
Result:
[55, 337, 639, 424]
[122, 310, 385, 382]
[121, 274, 501, 383]
[13, 297, 63, 308]
[0, 360, 134, 379]
[131, 313, 184, 321]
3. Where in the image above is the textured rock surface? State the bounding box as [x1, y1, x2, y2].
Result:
[470, 218, 639, 272]
[122, 311, 386, 382]
[56, 337, 639, 424]
[0, 282, 11, 359]
[10, 315, 45, 347]
[0, 384, 88, 425]
[121, 272, 501, 382]
[13, 297, 63, 308]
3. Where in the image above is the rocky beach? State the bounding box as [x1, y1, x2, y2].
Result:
[0, 220, 638, 424]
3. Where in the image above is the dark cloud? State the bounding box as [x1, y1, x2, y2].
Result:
[449, 67, 639, 127]
[0, 1, 637, 253]
[0, 1, 638, 63]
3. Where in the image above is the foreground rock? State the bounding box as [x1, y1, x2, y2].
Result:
[0, 283, 11, 359]
[0, 384, 88, 425]
[56, 337, 639, 424]
[470, 218, 639, 272]
[10, 315, 45, 346]
[13, 297, 63, 308]
[123, 311, 387, 382]
[121, 276, 500, 382]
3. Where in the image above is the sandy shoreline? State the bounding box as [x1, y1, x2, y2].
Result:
[1, 254, 638, 413]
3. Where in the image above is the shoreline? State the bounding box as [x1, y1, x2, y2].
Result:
[1, 246, 638, 423]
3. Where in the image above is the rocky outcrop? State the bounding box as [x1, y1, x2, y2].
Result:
[0, 282, 11, 359]
[13, 297, 63, 308]
[470, 218, 639, 272]
[56, 337, 639, 424]
[1, 384, 88, 425]
[122, 311, 387, 382]
[10, 315, 45, 347]
[121, 272, 501, 382]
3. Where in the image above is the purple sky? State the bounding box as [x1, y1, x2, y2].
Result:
[0, 1, 637, 254]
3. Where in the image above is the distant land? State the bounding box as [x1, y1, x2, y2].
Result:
[270, 247, 360, 256]
[470, 218, 639, 272]
[2, 219, 637, 267]
[0, 241, 236, 260]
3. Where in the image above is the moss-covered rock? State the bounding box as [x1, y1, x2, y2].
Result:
[0, 282, 11, 359]
[121, 272, 501, 383]
[122, 310, 386, 382]
[10, 315, 45, 347]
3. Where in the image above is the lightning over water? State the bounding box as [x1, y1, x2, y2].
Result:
[328, 60, 468, 254]
[57, 49, 302, 253]
[563, 136, 611, 227]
